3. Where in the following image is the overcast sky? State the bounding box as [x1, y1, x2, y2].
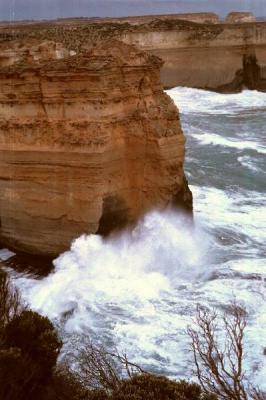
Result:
[1, 0, 266, 22]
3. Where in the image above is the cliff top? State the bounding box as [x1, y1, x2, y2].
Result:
[0, 13, 219, 27]
[76, 12, 220, 25]
[0, 18, 218, 50]
[0, 15, 265, 53]
[44, 40, 162, 70]
[0, 39, 162, 73]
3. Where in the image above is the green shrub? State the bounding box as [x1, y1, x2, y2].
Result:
[110, 373, 216, 400]
[87, 389, 109, 400]
[4, 310, 62, 372]
[0, 347, 30, 400]
[45, 366, 87, 400]
[0, 310, 62, 400]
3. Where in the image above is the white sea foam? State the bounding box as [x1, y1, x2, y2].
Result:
[167, 87, 266, 115]
[238, 155, 265, 173]
[168, 87, 266, 155]
[191, 185, 266, 246]
[13, 210, 211, 377]
[191, 132, 266, 154]
[227, 258, 266, 275]
[0, 249, 15, 261]
[14, 211, 208, 326]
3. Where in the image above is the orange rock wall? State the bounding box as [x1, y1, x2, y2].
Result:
[0, 40, 191, 256]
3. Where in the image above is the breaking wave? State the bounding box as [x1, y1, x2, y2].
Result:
[168, 87, 266, 115]
[191, 132, 266, 154]
[11, 211, 208, 334]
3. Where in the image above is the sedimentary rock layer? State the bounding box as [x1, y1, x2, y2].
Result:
[0, 39, 192, 256]
[120, 20, 266, 92]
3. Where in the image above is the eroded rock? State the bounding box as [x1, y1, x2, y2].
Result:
[0, 39, 192, 256]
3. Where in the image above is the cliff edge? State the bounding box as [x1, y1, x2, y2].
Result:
[0, 39, 192, 256]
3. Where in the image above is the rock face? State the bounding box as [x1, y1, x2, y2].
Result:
[0, 39, 192, 256]
[225, 12, 256, 24]
[120, 19, 266, 92]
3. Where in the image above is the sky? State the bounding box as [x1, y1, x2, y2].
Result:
[1, 0, 266, 22]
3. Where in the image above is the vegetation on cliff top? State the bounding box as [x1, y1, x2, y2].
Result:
[0, 18, 225, 52]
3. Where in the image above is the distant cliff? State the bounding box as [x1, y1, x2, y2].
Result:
[1, 15, 265, 92]
[88, 12, 220, 25]
[0, 39, 192, 256]
[119, 19, 266, 92]
[225, 12, 256, 24]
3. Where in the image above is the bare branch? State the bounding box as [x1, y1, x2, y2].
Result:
[249, 387, 266, 400]
[70, 341, 144, 391]
[187, 303, 249, 400]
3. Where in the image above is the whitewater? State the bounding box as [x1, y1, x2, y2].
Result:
[1, 88, 266, 389]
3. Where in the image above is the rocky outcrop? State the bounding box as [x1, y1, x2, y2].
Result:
[0, 39, 192, 256]
[0, 39, 76, 67]
[225, 12, 256, 24]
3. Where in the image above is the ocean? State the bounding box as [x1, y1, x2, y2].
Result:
[1, 87, 265, 389]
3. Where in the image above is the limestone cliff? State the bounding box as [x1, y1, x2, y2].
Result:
[2, 16, 265, 92]
[119, 19, 266, 92]
[0, 39, 192, 256]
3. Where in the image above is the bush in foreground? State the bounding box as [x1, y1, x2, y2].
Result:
[0, 273, 62, 400]
[4, 310, 62, 373]
[0, 311, 62, 400]
[109, 374, 217, 400]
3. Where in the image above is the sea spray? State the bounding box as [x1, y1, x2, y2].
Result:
[11, 210, 210, 375]
[13, 210, 209, 329]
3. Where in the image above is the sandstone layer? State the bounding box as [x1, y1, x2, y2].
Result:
[0, 39, 192, 256]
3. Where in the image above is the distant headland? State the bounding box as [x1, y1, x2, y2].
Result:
[1, 11, 265, 92]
